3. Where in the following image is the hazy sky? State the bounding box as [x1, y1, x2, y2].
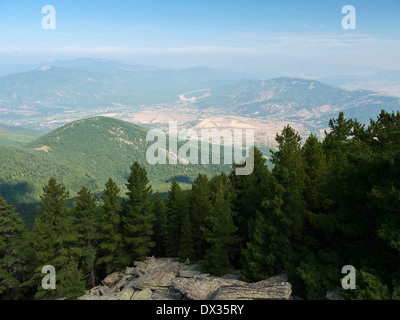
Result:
[0, 0, 399, 70]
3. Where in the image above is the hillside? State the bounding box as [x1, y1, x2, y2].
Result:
[24, 116, 230, 188]
[0, 124, 42, 146]
[1, 116, 231, 227]
[0, 145, 97, 227]
[195, 77, 400, 125]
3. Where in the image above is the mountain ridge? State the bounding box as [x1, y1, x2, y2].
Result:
[1, 116, 231, 228]
[194, 77, 400, 124]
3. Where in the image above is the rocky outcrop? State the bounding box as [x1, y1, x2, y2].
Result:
[172, 276, 246, 300]
[78, 257, 292, 300]
[211, 282, 292, 300]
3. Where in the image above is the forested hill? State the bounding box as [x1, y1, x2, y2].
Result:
[0, 116, 230, 227]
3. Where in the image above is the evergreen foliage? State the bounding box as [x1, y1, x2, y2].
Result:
[1, 110, 400, 300]
[164, 178, 187, 257]
[29, 178, 84, 299]
[150, 192, 167, 258]
[97, 178, 124, 275]
[122, 162, 155, 263]
[73, 186, 100, 288]
[0, 196, 34, 299]
[201, 174, 238, 276]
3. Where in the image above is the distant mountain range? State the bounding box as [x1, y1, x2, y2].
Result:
[320, 70, 400, 97]
[0, 60, 241, 118]
[0, 116, 230, 228]
[0, 59, 398, 133]
[194, 77, 400, 128]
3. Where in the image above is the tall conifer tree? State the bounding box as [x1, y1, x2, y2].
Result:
[30, 178, 85, 299]
[202, 174, 238, 276]
[73, 186, 100, 288]
[97, 178, 124, 275]
[163, 178, 187, 257]
[151, 192, 167, 258]
[122, 162, 155, 263]
[187, 174, 211, 260]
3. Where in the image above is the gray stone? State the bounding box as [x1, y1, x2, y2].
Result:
[132, 288, 153, 300]
[172, 277, 245, 300]
[151, 290, 183, 300]
[86, 286, 100, 296]
[130, 270, 176, 291]
[102, 272, 122, 287]
[78, 257, 294, 301]
[99, 285, 110, 296]
[211, 282, 292, 300]
[125, 266, 136, 275]
[178, 270, 202, 278]
[116, 286, 135, 300]
[253, 274, 288, 286]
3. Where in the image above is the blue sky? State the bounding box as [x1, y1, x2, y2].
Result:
[0, 0, 399, 70]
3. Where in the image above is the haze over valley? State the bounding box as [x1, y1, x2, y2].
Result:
[1, 58, 399, 149]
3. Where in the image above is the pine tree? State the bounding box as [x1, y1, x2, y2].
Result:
[163, 178, 187, 257]
[151, 192, 167, 257]
[29, 178, 84, 299]
[73, 186, 100, 288]
[241, 126, 307, 282]
[57, 258, 86, 300]
[291, 134, 339, 299]
[322, 113, 376, 281]
[230, 147, 270, 265]
[201, 175, 238, 276]
[272, 126, 306, 241]
[187, 174, 211, 260]
[301, 134, 337, 249]
[240, 177, 282, 281]
[122, 162, 155, 263]
[0, 196, 35, 299]
[303, 134, 330, 212]
[97, 178, 124, 275]
[360, 111, 400, 288]
[178, 213, 197, 262]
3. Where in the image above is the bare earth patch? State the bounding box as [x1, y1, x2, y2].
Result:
[34, 145, 51, 153]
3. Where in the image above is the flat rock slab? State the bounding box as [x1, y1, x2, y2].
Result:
[116, 287, 135, 300]
[132, 288, 153, 300]
[151, 290, 182, 300]
[178, 270, 202, 278]
[211, 282, 292, 300]
[172, 276, 246, 300]
[130, 270, 176, 291]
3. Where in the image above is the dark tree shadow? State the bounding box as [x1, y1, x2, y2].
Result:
[0, 181, 38, 230]
[165, 176, 192, 184]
